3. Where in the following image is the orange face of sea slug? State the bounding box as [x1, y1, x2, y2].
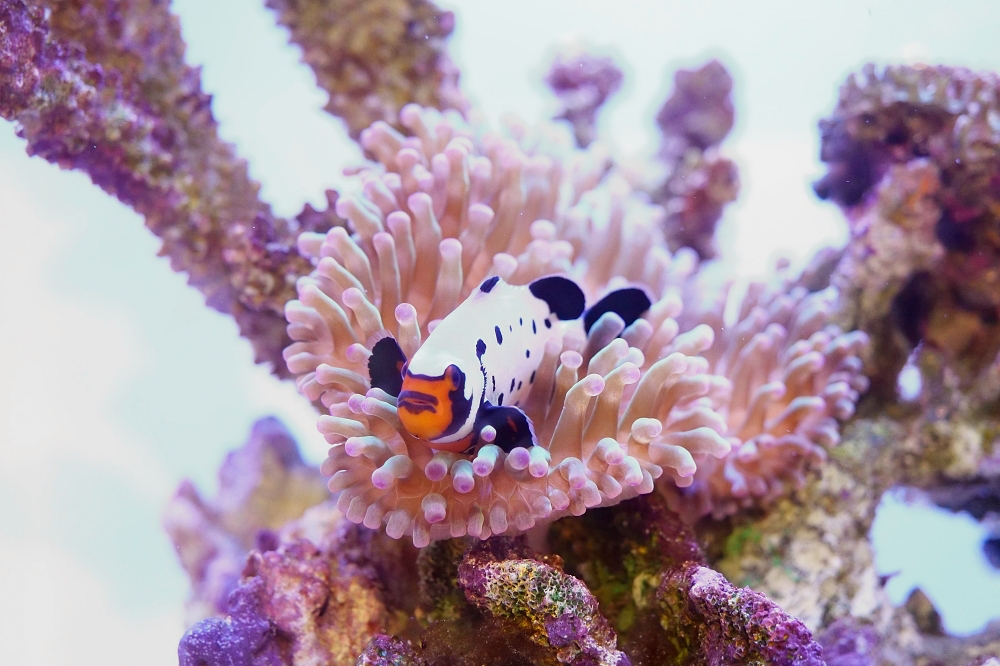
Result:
[397, 365, 467, 443]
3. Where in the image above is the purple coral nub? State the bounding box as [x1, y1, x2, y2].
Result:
[178, 579, 289, 666]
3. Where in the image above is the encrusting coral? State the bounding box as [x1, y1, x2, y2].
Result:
[163, 418, 330, 623]
[177, 518, 418, 666]
[284, 104, 742, 546]
[179, 493, 831, 666]
[816, 64, 1000, 394]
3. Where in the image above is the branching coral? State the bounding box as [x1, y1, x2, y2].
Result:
[665, 279, 870, 520]
[0, 0, 339, 372]
[649, 60, 740, 260]
[284, 105, 734, 545]
[544, 46, 624, 149]
[265, 0, 467, 140]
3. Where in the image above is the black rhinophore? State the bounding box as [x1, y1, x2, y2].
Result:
[368, 336, 407, 396]
[583, 287, 653, 334]
[528, 275, 586, 320]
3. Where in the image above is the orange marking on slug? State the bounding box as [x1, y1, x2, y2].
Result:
[398, 372, 458, 441]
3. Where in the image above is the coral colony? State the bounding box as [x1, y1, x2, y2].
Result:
[3, 1, 1000, 665]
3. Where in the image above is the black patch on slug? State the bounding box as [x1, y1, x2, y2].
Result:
[368, 336, 406, 397]
[479, 275, 500, 293]
[474, 404, 536, 452]
[584, 287, 653, 334]
[529, 275, 586, 320]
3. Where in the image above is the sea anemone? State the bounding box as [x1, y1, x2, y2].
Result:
[664, 276, 870, 520]
[283, 105, 733, 545]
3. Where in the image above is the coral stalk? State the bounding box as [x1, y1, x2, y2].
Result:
[265, 0, 467, 140]
[650, 60, 740, 259]
[0, 0, 333, 373]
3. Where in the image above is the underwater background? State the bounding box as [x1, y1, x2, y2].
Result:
[1, 1, 999, 664]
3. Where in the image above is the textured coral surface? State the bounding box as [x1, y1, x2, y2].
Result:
[0, 0, 332, 373]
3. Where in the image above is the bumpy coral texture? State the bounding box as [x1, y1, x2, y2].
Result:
[178, 577, 292, 666]
[356, 635, 424, 666]
[180, 539, 393, 666]
[458, 539, 630, 666]
[0, 0, 340, 373]
[656, 563, 825, 665]
[665, 279, 870, 520]
[285, 105, 735, 545]
[816, 64, 1000, 392]
[544, 492, 828, 665]
[265, 0, 467, 139]
[163, 418, 330, 623]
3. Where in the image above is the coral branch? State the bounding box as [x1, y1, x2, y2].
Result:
[264, 0, 467, 140]
[544, 46, 624, 148]
[0, 0, 335, 374]
[649, 60, 740, 259]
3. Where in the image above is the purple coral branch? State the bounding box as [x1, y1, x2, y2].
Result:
[0, 0, 337, 375]
[545, 48, 624, 148]
[652, 60, 740, 259]
[264, 0, 467, 140]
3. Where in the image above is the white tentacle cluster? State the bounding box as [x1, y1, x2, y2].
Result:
[664, 281, 870, 519]
[284, 106, 746, 544]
